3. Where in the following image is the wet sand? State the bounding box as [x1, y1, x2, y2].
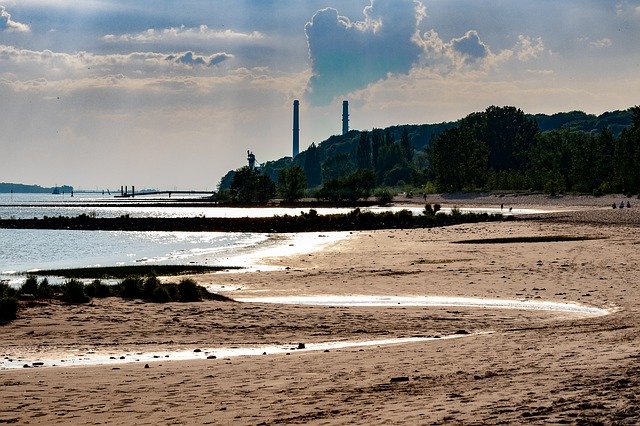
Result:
[2, 196, 640, 424]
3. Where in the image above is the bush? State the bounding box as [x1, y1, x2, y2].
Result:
[143, 276, 161, 300]
[424, 204, 434, 215]
[37, 278, 54, 299]
[178, 278, 201, 302]
[151, 286, 172, 303]
[62, 279, 90, 304]
[375, 188, 394, 205]
[120, 276, 143, 299]
[85, 279, 111, 298]
[433, 203, 441, 213]
[0, 296, 19, 321]
[20, 276, 39, 296]
[0, 282, 17, 298]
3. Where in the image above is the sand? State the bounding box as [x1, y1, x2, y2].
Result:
[2, 195, 640, 424]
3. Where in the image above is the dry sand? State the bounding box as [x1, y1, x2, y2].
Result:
[2, 195, 640, 424]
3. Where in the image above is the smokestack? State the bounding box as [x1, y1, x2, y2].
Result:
[342, 100, 349, 135]
[293, 100, 300, 158]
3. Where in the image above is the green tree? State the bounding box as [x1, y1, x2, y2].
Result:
[277, 165, 307, 202]
[355, 131, 372, 170]
[303, 142, 322, 187]
[316, 170, 375, 201]
[230, 166, 276, 204]
[321, 153, 355, 182]
[431, 127, 488, 191]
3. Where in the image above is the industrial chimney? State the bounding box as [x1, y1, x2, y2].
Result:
[293, 100, 300, 158]
[342, 100, 349, 135]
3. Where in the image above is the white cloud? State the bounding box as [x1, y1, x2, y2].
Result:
[0, 44, 234, 80]
[590, 38, 613, 48]
[0, 5, 30, 32]
[103, 25, 265, 44]
[415, 29, 511, 73]
[515, 35, 544, 61]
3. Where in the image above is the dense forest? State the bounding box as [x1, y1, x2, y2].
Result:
[218, 106, 637, 202]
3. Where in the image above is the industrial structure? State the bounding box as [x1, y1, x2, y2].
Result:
[293, 99, 300, 158]
[342, 100, 349, 135]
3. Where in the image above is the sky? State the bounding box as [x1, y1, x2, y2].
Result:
[1, 0, 640, 190]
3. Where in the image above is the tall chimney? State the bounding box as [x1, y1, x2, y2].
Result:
[342, 100, 349, 135]
[293, 100, 300, 158]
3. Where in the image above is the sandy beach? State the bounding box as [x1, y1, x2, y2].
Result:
[2, 194, 640, 424]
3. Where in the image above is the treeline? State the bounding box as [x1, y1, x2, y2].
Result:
[217, 106, 636, 202]
[0, 183, 73, 194]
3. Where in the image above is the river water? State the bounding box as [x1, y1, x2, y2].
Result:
[0, 193, 547, 284]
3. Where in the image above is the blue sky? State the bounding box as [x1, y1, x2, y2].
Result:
[1, 0, 640, 189]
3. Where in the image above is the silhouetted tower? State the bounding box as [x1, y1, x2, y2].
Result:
[342, 100, 349, 135]
[247, 150, 256, 170]
[293, 100, 300, 158]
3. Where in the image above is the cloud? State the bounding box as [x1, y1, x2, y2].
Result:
[103, 25, 264, 44]
[515, 35, 545, 61]
[590, 38, 613, 48]
[415, 28, 512, 73]
[0, 5, 30, 32]
[0, 44, 233, 80]
[166, 51, 233, 67]
[449, 30, 489, 64]
[304, 0, 424, 106]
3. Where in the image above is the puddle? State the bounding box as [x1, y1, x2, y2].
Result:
[1, 333, 477, 370]
[235, 295, 610, 316]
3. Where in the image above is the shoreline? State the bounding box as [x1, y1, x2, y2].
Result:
[2, 201, 640, 424]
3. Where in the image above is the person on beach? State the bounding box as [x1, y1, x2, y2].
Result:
[627, 201, 632, 208]
[620, 201, 625, 209]
[613, 202, 617, 209]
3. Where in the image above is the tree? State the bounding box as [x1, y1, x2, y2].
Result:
[321, 153, 354, 182]
[316, 170, 375, 201]
[431, 127, 488, 191]
[463, 106, 538, 172]
[303, 142, 322, 187]
[277, 165, 307, 203]
[355, 131, 371, 170]
[230, 166, 275, 204]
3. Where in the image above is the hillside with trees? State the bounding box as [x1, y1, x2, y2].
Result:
[217, 107, 636, 203]
[0, 183, 74, 194]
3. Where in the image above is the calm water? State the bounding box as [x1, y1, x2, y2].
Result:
[0, 193, 548, 284]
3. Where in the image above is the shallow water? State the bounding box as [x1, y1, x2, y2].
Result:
[0, 333, 474, 370]
[0, 230, 349, 286]
[235, 295, 610, 316]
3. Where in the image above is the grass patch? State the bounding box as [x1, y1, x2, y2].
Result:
[453, 235, 602, 244]
[28, 264, 242, 279]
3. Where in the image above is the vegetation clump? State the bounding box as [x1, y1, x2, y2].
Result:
[0, 283, 19, 322]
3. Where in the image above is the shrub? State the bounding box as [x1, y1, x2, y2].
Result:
[0, 296, 19, 321]
[0, 282, 17, 298]
[424, 204, 434, 215]
[20, 276, 39, 296]
[86, 279, 111, 298]
[120, 276, 143, 299]
[62, 279, 90, 304]
[375, 188, 394, 205]
[151, 286, 172, 303]
[178, 278, 201, 302]
[37, 278, 54, 299]
[143, 276, 161, 300]
[433, 203, 441, 213]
